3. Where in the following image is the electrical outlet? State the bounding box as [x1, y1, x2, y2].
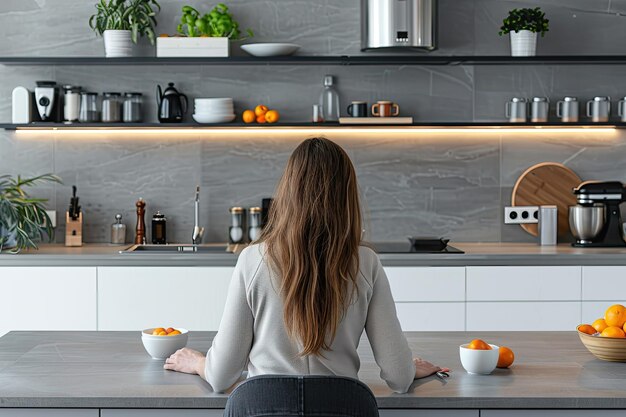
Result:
[45, 210, 57, 228]
[504, 206, 539, 224]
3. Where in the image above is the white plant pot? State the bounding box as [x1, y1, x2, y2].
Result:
[103, 30, 133, 58]
[156, 37, 230, 58]
[510, 30, 537, 57]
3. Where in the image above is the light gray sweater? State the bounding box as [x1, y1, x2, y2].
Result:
[204, 244, 416, 393]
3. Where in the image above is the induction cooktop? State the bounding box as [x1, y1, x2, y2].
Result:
[371, 242, 464, 254]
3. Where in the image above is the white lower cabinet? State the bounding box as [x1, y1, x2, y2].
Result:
[0, 267, 97, 336]
[101, 410, 222, 417]
[380, 411, 478, 417]
[395, 303, 465, 331]
[582, 266, 626, 301]
[467, 301, 581, 331]
[97, 267, 234, 331]
[0, 410, 97, 417]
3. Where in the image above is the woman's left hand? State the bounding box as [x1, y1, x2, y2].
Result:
[413, 357, 450, 379]
[164, 347, 206, 379]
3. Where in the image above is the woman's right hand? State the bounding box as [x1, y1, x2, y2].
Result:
[413, 357, 449, 379]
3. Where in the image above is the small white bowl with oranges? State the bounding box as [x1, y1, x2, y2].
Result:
[141, 327, 188, 360]
[459, 339, 515, 375]
[578, 304, 626, 362]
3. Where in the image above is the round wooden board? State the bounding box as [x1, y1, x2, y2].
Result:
[511, 162, 582, 237]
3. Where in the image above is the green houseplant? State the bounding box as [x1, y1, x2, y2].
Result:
[499, 7, 549, 57]
[157, 3, 253, 58]
[89, 0, 161, 57]
[0, 174, 61, 253]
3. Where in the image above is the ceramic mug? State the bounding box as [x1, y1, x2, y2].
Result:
[347, 101, 368, 117]
[371, 101, 399, 117]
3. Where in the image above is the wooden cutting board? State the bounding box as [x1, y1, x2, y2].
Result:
[511, 162, 582, 237]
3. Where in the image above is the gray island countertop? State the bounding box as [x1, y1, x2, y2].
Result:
[2, 242, 626, 266]
[1, 331, 626, 409]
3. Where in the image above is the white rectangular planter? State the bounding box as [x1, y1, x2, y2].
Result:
[156, 37, 229, 57]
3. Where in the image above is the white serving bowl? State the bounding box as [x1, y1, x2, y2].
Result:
[141, 328, 189, 360]
[241, 43, 301, 57]
[459, 343, 499, 374]
[193, 113, 236, 124]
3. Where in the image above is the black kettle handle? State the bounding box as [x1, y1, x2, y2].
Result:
[180, 93, 189, 115]
[156, 84, 163, 107]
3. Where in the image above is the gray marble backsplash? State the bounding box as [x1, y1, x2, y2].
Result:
[1, 0, 626, 244]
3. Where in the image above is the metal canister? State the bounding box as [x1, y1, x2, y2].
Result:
[248, 207, 262, 242]
[530, 97, 549, 123]
[505, 97, 528, 123]
[538, 205, 557, 246]
[587, 96, 611, 122]
[556, 97, 579, 123]
[151, 211, 167, 244]
[229, 207, 245, 244]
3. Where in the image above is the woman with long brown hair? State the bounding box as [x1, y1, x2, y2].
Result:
[165, 137, 445, 393]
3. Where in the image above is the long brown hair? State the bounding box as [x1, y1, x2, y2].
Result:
[258, 137, 362, 356]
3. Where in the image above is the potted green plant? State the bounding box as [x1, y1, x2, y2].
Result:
[0, 174, 61, 254]
[499, 7, 549, 57]
[89, 0, 161, 58]
[156, 3, 253, 58]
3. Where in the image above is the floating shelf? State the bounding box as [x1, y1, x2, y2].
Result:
[1, 55, 626, 66]
[2, 122, 623, 131]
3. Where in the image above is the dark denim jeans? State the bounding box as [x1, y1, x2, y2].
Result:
[224, 375, 379, 417]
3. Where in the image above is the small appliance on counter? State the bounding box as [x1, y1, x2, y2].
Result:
[570, 181, 626, 247]
[157, 83, 188, 123]
[65, 185, 83, 247]
[372, 237, 463, 254]
[35, 81, 62, 122]
[151, 211, 167, 244]
[361, 0, 437, 50]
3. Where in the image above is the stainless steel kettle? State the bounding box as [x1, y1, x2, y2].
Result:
[156, 82, 188, 123]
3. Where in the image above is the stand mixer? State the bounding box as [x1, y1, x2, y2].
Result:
[570, 181, 626, 247]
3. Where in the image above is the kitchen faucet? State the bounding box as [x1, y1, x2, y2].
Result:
[192, 186, 205, 245]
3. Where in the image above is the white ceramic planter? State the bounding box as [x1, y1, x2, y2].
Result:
[103, 30, 133, 58]
[156, 37, 230, 57]
[510, 30, 537, 57]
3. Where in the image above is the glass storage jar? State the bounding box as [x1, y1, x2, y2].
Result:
[102, 92, 122, 122]
[79, 92, 100, 122]
[123, 92, 143, 123]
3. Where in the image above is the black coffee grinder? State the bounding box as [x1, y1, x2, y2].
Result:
[572, 181, 626, 247]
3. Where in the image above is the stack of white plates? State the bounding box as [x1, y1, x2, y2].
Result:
[193, 98, 236, 123]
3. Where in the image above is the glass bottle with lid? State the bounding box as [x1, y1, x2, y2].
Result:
[79, 92, 100, 122]
[123, 92, 143, 123]
[248, 207, 262, 242]
[110, 214, 127, 245]
[102, 92, 122, 122]
[63, 85, 81, 122]
[229, 207, 245, 244]
[319, 75, 340, 122]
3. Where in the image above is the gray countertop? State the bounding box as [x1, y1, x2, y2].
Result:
[2, 243, 626, 266]
[1, 331, 626, 409]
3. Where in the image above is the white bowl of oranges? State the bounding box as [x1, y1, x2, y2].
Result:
[141, 327, 188, 360]
[459, 339, 515, 375]
[578, 304, 626, 362]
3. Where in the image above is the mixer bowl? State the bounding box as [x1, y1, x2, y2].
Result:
[569, 205, 605, 242]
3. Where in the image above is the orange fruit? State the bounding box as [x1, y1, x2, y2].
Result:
[256, 114, 266, 124]
[157, 331, 167, 336]
[623, 321, 626, 333]
[605, 304, 626, 328]
[592, 318, 608, 333]
[168, 330, 182, 336]
[242, 110, 255, 124]
[577, 324, 597, 335]
[497, 346, 515, 368]
[254, 105, 268, 117]
[601, 326, 626, 338]
[467, 339, 492, 350]
[265, 109, 280, 123]
[165, 327, 175, 334]
[152, 327, 166, 335]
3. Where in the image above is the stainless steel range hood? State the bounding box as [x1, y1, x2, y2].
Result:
[361, 0, 437, 51]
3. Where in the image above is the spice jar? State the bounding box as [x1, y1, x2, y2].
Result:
[102, 92, 122, 122]
[123, 92, 143, 123]
[79, 92, 100, 122]
[229, 207, 245, 244]
[248, 207, 262, 242]
[151, 211, 167, 244]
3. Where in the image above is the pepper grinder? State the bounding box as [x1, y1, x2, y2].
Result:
[135, 198, 146, 244]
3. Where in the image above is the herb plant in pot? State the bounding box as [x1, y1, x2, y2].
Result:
[499, 7, 549, 57]
[156, 3, 253, 58]
[89, 0, 161, 58]
[0, 174, 61, 254]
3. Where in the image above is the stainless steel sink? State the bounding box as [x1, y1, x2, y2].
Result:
[120, 244, 232, 254]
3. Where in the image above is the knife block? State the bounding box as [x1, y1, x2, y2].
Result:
[65, 212, 83, 247]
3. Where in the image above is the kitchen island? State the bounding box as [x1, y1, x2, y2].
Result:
[0, 331, 625, 414]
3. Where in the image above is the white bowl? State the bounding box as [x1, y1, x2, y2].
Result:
[193, 113, 236, 124]
[195, 98, 233, 103]
[241, 43, 301, 57]
[195, 105, 234, 111]
[141, 328, 189, 360]
[459, 343, 499, 374]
